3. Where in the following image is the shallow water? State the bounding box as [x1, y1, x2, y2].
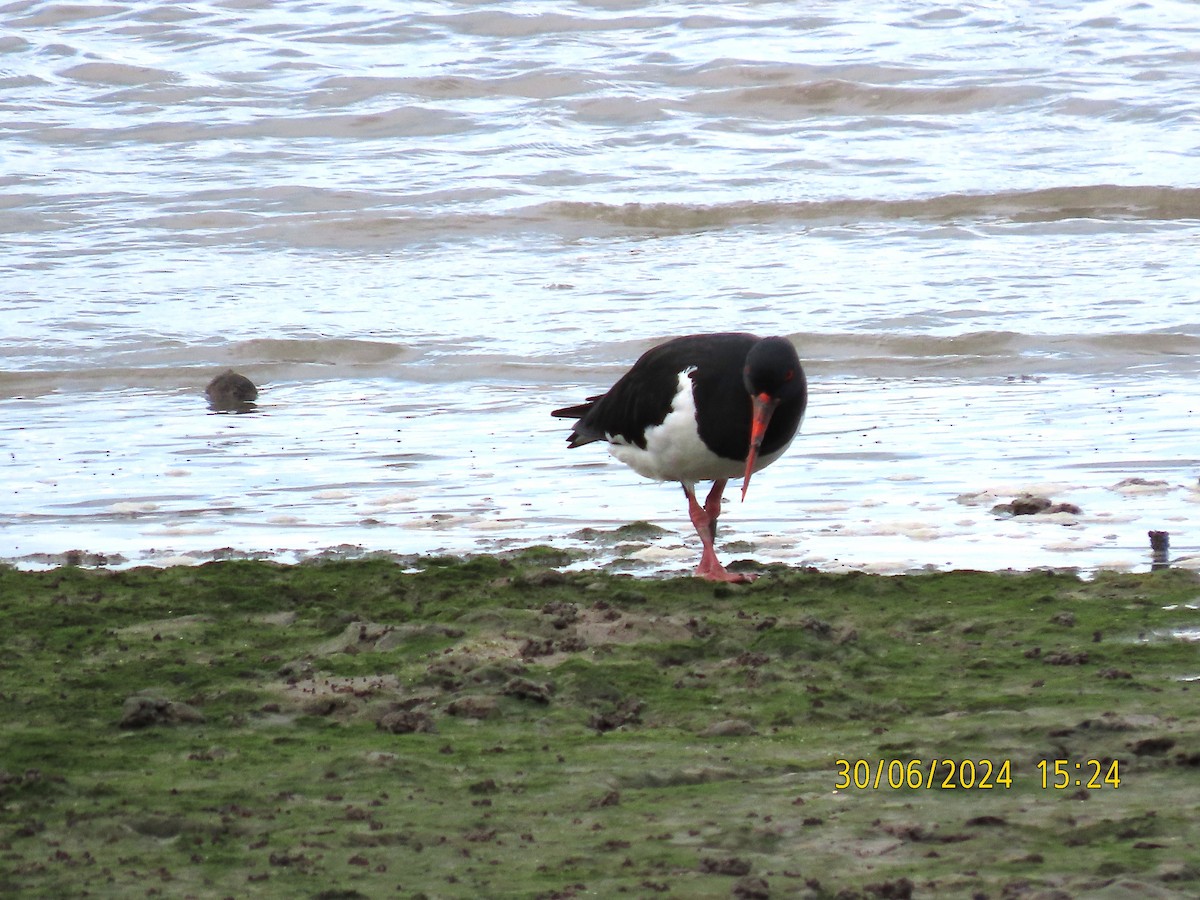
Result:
[3, 1, 1199, 573]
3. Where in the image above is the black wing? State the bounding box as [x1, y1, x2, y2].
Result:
[552, 334, 759, 451]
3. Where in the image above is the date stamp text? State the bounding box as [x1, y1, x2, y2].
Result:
[833, 758, 1121, 790]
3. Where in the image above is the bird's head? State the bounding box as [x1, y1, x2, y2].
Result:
[741, 337, 804, 500]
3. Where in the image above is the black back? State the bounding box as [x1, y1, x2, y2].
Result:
[553, 333, 807, 463]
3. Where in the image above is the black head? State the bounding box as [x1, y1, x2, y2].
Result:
[743, 336, 803, 401]
[739, 336, 807, 500]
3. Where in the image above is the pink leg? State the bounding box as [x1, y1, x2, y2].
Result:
[701, 479, 725, 537]
[683, 480, 756, 583]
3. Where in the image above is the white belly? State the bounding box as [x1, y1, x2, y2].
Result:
[605, 370, 792, 485]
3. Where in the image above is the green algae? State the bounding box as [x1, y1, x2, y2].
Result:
[1, 555, 1199, 898]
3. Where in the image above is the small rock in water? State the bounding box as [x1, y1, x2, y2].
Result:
[991, 493, 1082, 517]
[205, 369, 258, 411]
[1109, 477, 1172, 495]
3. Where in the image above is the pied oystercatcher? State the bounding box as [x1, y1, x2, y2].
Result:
[552, 333, 807, 582]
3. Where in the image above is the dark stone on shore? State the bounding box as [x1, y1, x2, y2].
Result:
[992, 493, 1082, 517]
[376, 709, 436, 734]
[119, 695, 205, 728]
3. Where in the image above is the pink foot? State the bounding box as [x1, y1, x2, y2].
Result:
[685, 480, 756, 582]
[694, 563, 757, 584]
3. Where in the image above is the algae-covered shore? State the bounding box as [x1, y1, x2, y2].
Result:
[2, 552, 1199, 898]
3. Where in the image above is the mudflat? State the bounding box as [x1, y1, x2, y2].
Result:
[2, 552, 1198, 897]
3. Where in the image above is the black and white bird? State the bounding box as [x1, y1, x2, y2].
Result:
[552, 333, 807, 582]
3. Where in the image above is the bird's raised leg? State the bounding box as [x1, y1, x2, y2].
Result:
[683, 479, 754, 583]
[702, 478, 726, 540]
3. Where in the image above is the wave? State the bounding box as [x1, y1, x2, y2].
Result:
[5, 330, 1197, 398]
[50, 183, 1192, 253]
[0, 338, 416, 398]
[532, 185, 1200, 233]
[792, 330, 1200, 377]
[549, 330, 1200, 379]
[684, 79, 1047, 117]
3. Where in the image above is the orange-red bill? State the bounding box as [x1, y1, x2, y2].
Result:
[741, 392, 778, 501]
